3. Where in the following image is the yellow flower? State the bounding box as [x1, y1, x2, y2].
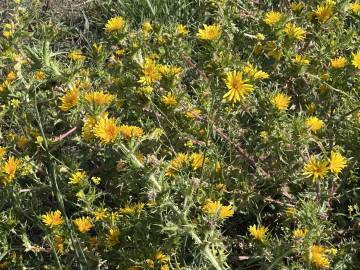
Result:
[34, 70, 45, 80]
[351, 50, 360, 69]
[118, 125, 144, 139]
[68, 50, 85, 61]
[0, 146, 6, 159]
[330, 57, 347, 69]
[223, 71, 254, 103]
[308, 245, 330, 268]
[104, 16, 125, 32]
[69, 171, 87, 185]
[186, 108, 201, 119]
[293, 228, 308, 238]
[82, 116, 97, 141]
[304, 156, 329, 181]
[165, 153, 188, 177]
[196, 24, 221, 41]
[305, 116, 324, 132]
[263, 11, 282, 25]
[6, 71, 16, 83]
[160, 265, 169, 270]
[350, 2, 360, 13]
[248, 224, 268, 241]
[291, 2, 305, 11]
[41, 210, 64, 229]
[2, 156, 21, 183]
[158, 64, 182, 77]
[202, 200, 234, 220]
[106, 227, 120, 247]
[94, 208, 108, 221]
[292, 54, 310, 65]
[176, 24, 189, 36]
[161, 92, 177, 107]
[328, 151, 347, 174]
[284, 23, 306, 41]
[143, 21, 152, 35]
[84, 91, 115, 106]
[272, 93, 291, 111]
[138, 58, 162, 85]
[191, 152, 207, 170]
[119, 204, 136, 215]
[91, 176, 101, 185]
[73, 217, 93, 233]
[59, 86, 80, 112]
[93, 114, 119, 144]
[243, 63, 269, 80]
[154, 250, 169, 263]
[314, 2, 334, 22]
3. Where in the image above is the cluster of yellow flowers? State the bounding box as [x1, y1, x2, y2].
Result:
[304, 151, 347, 181]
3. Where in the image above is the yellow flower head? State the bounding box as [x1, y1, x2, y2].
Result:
[328, 151, 347, 174]
[186, 108, 201, 119]
[284, 23, 306, 41]
[34, 70, 45, 80]
[293, 228, 308, 238]
[305, 116, 324, 132]
[73, 217, 93, 233]
[248, 224, 268, 241]
[106, 227, 120, 247]
[176, 24, 189, 36]
[6, 71, 16, 82]
[154, 250, 169, 263]
[82, 116, 97, 141]
[350, 2, 360, 13]
[202, 200, 234, 220]
[93, 114, 119, 144]
[165, 153, 188, 177]
[158, 64, 182, 78]
[352, 50, 360, 69]
[263, 11, 282, 25]
[243, 63, 269, 80]
[138, 58, 162, 85]
[191, 152, 207, 170]
[330, 57, 347, 69]
[143, 21, 152, 35]
[307, 245, 330, 268]
[304, 156, 329, 181]
[291, 2, 305, 11]
[84, 91, 115, 106]
[118, 125, 144, 139]
[69, 171, 87, 185]
[272, 93, 291, 111]
[94, 208, 108, 221]
[59, 86, 80, 112]
[196, 24, 221, 41]
[0, 146, 6, 159]
[314, 2, 334, 22]
[105, 16, 125, 32]
[2, 156, 21, 183]
[292, 54, 310, 66]
[161, 92, 177, 107]
[68, 50, 85, 61]
[223, 71, 254, 103]
[41, 210, 64, 228]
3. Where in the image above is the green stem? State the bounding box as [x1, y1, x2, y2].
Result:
[34, 88, 87, 269]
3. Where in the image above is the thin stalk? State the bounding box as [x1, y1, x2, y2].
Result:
[34, 88, 87, 269]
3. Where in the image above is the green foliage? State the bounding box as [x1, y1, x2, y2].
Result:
[0, 0, 360, 269]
